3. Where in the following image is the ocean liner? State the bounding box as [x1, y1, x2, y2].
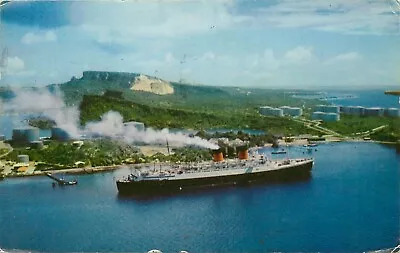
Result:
[116, 147, 314, 196]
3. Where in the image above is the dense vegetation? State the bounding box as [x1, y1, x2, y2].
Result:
[4, 139, 220, 169]
[79, 94, 319, 135]
[28, 117, 56, 129]
[5, 139, 142, 168]
[322, 115, 400, 141]
[50, 71, 324, 114]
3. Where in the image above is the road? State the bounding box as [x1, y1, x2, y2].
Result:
[292, 118, 388, 140]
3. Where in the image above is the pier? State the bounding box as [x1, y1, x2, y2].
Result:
[46, 173, 78, 186]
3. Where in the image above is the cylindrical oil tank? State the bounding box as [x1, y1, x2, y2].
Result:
[386, 108, 400, 117]
[279, 106, 290, 115]
[17, 154, 29, 164]
[259, 106, 272, 116]
[311, 111, 324, 120]
[270, 108, 283, 117]
[212, 148, 224, 162]
[364, 107, 384, 117]
[287, 107, 303, 116]
[12, 127, 40, 143]
[51, 127, 70, 141]
[30, 141, 44, 149]
[323, 113, 340, 122]
[343, 106, 364, 115]
[315, 105, 326, 112]
[237, 145, 249, 160]
[124, 121, 145, 131]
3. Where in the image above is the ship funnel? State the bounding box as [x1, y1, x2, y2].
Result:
[237, 145, 249, 160]
[212, 148, 224, 162]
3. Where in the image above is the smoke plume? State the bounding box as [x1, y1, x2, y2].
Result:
[3, 87, 81, 138]
[2, 87, 219, 149]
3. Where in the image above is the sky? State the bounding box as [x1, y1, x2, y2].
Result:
[0, 0, 399, 89]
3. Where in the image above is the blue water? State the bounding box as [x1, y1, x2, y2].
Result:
[294, 90, 399, 108]
[0, 142, 399, 253]
[331, 90, 400, 108]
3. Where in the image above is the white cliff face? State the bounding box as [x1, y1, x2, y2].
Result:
[130, 74, 174, 95]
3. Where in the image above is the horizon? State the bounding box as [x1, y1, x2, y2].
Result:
[0, 0, 399, 89]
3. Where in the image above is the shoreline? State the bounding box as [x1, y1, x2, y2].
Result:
[1, 140, 398, 180]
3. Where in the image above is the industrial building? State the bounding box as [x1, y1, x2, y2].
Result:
[124, 121, 146, 131]
[51, 127, 70, 141]
[312, 112, 340, 122]
[259, 106, 284, 117]
[12, 127, 40, 144]
[315, 105, 340, 114]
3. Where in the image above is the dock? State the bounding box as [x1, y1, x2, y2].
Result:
[46, 173, 78, 186]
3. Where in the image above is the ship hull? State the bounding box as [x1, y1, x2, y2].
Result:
[117, 160, 313, 196]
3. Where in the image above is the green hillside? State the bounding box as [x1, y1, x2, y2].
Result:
[79, 94, 319, 135]
[50, 71, 323, 117]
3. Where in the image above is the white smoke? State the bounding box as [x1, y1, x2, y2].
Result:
[2, 88, 219, 149]
[84, 111, 219, 149]
[2, 87, 81, 138]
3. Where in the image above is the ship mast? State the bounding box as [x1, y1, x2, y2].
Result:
[166, 138, 170, 155]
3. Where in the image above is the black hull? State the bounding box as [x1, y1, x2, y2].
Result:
[117, 160, 313, 196]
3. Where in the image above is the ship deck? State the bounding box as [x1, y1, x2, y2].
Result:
[119, 158, 313, 182]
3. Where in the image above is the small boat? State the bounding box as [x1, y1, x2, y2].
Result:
[304, 143, 318, 147]
[271, 150, 287, 154]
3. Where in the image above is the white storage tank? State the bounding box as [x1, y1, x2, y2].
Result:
[385, 108, 400, 117]
[341, 106, 365, 115]
[259, 106, 272, 115]
[30, 141, 44, 149]
[279, 106, 290, 115]
[51, 127, 70, 141]
[326, 105, 340, 113]
[123, 121, 146, 131]
[270, 108, 284, 117]
[17, 154, 29, 164]
[323, 113, 340, 122]
[287, 107, 303, 116]
[312, 111, 324, 120]
[12, 127, 40, 144]
[315, 105, 326, 112]
[364, 107, 384, 117]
